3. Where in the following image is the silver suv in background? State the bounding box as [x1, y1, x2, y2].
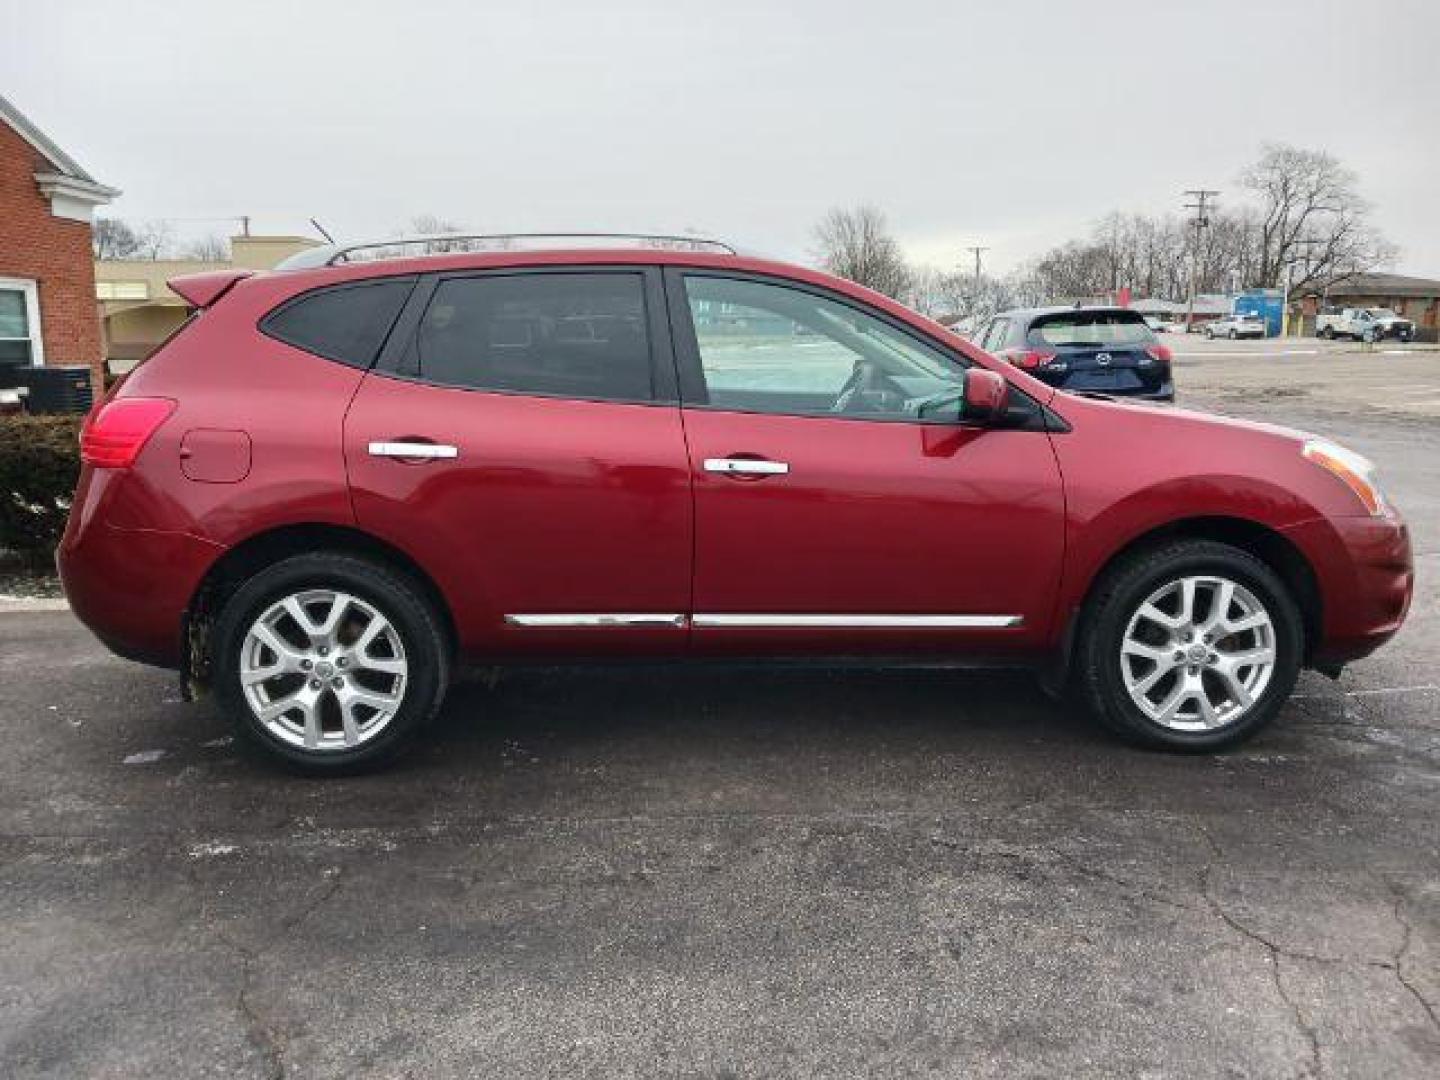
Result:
[1205, 314, 1267, 340]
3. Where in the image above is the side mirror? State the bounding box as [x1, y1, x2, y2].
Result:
[962, 368, 1008, 424]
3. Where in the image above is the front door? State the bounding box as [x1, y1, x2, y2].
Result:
[345, 267, 693, 658]
[666, 269, 1065, 657]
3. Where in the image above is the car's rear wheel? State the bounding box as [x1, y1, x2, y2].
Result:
[213, 553, 449, 773]
[1077, 540, 1303, 751]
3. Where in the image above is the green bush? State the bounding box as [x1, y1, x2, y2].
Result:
[0, 414, 83, 565]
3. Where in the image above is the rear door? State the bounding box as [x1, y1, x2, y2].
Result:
[666, 269, 1065, 658]
[344, 266, 693, 658]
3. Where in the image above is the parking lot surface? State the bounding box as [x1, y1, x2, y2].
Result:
[2, 344, 1438, 1078]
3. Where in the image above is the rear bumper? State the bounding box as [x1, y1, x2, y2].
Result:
[1282, 513, 1413, 666]
[57, 472, 223, 668]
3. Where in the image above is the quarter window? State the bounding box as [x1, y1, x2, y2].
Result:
[682, 275, 966, 421]
[263, 277, 416, 368]
[411, 273, 653, 401]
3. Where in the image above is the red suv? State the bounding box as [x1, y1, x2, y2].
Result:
[59, 235, 1412, 771]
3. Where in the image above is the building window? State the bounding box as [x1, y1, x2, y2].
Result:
[0, 278, 43, 366]
[96, 281, 149, 301]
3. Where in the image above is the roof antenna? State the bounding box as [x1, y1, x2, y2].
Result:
[309, 218, 336, 243]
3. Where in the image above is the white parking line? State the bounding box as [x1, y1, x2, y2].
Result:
[1172, 349, 1320, 358]
[1293, 684, 1439, 700]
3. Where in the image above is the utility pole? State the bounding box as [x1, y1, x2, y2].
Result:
[963, 245, 988, 289]
[1182, 189, 1218, 333]
[239, 215, 251, 238]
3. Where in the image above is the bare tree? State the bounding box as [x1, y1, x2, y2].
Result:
[92, 218, 144, 259]
[182, 233, 231, 261]
[408, 213, 475, 253]
[1240, 143, 1394, 290]
[132, 221, 177, 260]
[812, 205, 911, 299]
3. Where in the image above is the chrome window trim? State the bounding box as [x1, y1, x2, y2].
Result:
[505, 613, 686, 628]
[691, 614, 1024, 629]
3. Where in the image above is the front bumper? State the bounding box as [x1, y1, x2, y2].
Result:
[1282, 513, 1413, 666]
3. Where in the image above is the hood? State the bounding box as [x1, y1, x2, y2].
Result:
[1050, 390, 1314, 447]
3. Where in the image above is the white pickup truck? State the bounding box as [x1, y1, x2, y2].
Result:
[1316, 307, 1416, 342]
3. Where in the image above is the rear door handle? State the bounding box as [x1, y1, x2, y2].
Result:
[703, 457, 789, 477]
[368, 441, 459, 460]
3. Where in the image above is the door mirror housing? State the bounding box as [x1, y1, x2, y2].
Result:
[962, 368, 1008, 424]
[913, 369, 1010, 425]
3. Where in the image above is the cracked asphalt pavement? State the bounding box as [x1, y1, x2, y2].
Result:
[2, 343, 1438, 1077]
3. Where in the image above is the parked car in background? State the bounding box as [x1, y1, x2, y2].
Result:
[1205, 314, 1267, 340]
[1316, 307, 1415, 342]
[977, 306, 1174, 400]
[59, 234, 1411, 771]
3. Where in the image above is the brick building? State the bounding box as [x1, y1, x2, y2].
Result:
[1289, 272, 1440, 343]
[0, 94, 118, 396]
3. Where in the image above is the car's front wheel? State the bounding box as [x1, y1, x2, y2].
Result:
[213, 553, 450, 773]
[1077, 540, 1303, 751]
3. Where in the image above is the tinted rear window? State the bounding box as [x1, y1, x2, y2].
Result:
[1028, 310, 1155, 348]
[262, 277, 417, 368]
[407, 272, 653, 402]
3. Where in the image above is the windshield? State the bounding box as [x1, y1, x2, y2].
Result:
[1028, 310, 1155, 348]
[1369, 309, 1398, 319]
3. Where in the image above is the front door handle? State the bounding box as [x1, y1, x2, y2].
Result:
[703, 457, 789, 477]
[368, 441, 459, 460]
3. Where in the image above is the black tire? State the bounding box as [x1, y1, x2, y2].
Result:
[1319, 326, 1332, 340]
[213, 552, 450, 773]
[1076, 540, 1303, 752]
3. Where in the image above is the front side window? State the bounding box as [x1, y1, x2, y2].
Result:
[683, 275, 966, 421]
[411, 273, 653, 402]
[0, 279, 41, 365]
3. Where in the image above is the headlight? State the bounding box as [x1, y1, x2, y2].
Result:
[1303, 439, 1386, 516]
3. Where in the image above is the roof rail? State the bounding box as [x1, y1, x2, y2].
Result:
[274, 232, 739, 271]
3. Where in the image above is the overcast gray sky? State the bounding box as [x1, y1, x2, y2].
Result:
[6, 0, 1438, 275]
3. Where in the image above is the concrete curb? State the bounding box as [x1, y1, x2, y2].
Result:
[0, 597, 71, 613]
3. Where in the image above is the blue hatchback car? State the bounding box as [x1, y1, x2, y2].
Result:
[975, 306, 1175, 401]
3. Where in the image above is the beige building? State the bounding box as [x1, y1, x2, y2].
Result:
[96, 234, 319, 371]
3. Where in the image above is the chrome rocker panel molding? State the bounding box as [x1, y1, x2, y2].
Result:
[505, 613, 1024, 629]
[505, 614, 688, 628]
[692, 614, 1024, 629]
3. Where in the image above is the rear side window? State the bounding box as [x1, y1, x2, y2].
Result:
[407, 272, 653, 402]
[262, 277, 417, 368]
[1028, 310, 1155, 348]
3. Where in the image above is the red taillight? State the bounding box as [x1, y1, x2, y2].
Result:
[1145, 344, 1173, 364]
[80, 398, 176, 468]
[1002, 349, 1057, 370]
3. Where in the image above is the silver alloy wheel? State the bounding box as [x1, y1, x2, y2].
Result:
[1119, 574, 1276, 732]
[240, 589, 408, 752]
